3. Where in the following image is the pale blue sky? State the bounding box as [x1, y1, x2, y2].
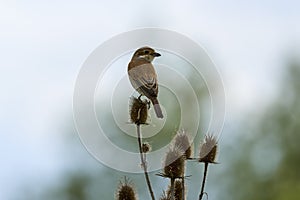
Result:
[1, 1, 300, 199]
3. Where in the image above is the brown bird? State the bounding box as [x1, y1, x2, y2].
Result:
[128, 47, 163, 118]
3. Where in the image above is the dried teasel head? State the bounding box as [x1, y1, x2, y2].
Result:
[159, 191, 170, 200]
[115, 177, 138, 200]
[199, 134, 218, 163]
[167, 179, 184, 200]
[163, 147, 185, 179]
[142, 142, 151, 153]
[129, 96, 149, 125]
[174, 130, 193, 159]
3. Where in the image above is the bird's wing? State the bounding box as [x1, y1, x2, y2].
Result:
[128, 63, 158, 97]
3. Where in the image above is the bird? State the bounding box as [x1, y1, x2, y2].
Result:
[128, 46, 163, 118]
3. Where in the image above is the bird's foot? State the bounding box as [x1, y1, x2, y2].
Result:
[138, 94, 143, 101]
[146, 100, 151, 109]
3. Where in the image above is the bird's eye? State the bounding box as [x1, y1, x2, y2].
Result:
[144, 50, 149, 54]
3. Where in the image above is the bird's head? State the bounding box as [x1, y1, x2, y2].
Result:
[132, 47, 161, 62]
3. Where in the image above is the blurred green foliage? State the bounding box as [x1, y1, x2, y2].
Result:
[224, 61, 300, 200]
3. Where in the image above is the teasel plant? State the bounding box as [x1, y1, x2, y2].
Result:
[157, 130, 193, 200]
[162, 147, 185, 200]
[115, 96, 220, 200]
[159, 179, 184, 200]
[115, 177, 138, 200]
[174, 130, 193, 200]
[128, 96, 155, 200]
[197, 134, 218, 200]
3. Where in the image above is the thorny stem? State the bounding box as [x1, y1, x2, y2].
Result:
[182, 176, 185, 200]
[199, 162, 209, 200]
[170, 177, 175, 200]
[136, 124, 155, 200]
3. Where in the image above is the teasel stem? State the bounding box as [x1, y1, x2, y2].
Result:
[199, 162, 209, 200]
[170, 177, 175, 200]
[182, 176, 185, 200]
[136, 124, 155, 200]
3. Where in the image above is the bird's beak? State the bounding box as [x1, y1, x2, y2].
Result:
[152, 52, 161, 57]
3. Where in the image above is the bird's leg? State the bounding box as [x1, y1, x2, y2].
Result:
[138, 94, 143, 101]
[146, 100, 151, 109]
[137, 94, 150, 109]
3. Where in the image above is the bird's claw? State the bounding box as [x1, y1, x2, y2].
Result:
[138, 94, 143, 101]
[146, 100, 151, 109]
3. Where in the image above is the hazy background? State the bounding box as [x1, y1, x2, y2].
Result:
[1, 1, 300, 199]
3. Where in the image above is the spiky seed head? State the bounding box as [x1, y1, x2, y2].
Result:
[163, 147, 185, 179]
[174, 130, 192, 159]
[115, 177, 138, 200]
[159, 191, 170, 200]
[142, 142, 151, 153]
[167, 179, 184, 200]
[129, 96, 148, 125]
[199, 134, 218, 163]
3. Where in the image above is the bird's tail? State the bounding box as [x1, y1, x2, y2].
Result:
[151, 97, 163, 118]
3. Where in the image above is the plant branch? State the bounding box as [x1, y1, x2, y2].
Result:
[170, 177, 175, 200]
[136, 124, 155, 200]
[182, 176, 185, 200]
[199, 162, 209, 200]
